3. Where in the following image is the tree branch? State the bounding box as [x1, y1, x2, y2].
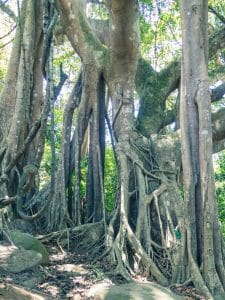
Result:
[209, 25, 225, 58]
[158, 25, 225, 98]
[209, 5, 225, 24]
[0, 25, 16, 39]
[53, 63, 68, 98]
[162, 82, 225, 129]
[0, 0, 17, 22]
[137, 25, 225, 102]
[55, 0, 106, 64]
[158, 60, 181, 100]
[0, 38, 14, 49]
[211, 81, 225, 102]
[136, 25, 225, 136]
[89, 18, 109, 46]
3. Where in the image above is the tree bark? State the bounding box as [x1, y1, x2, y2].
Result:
[179, 0, 225, 297]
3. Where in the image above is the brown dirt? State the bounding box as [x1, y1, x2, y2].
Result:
[0, 240, 207, 300]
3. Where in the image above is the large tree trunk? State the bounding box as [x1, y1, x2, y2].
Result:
[101, 0, 171, 285]
[86, 73, 105, 223]
[50, 0, 192, 288]
[179, 0, 225, 298]
[0, 0, 44, 219]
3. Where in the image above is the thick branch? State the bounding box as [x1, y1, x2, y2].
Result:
[55, 0, 107, 64]
[89, 19, 109, 46]
[107, 0, 139, 61]
[0, 196, 17, 208]
[136, 58, 180, 135]
[136, 25, 225, 136]
[161, 82, 225, 129]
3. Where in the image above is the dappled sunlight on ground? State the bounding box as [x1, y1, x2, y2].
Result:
[0, 240, 207, 299]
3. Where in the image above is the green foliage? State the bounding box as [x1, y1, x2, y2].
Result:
[166, 90, 178, 111]
[70, 147, 117, 214]
[54, 41, 80, 70]
[140, 16, 154, 55]
[140, 0, 153, 5]
[215, 154, 225, 182]
[139, 0, 181, 68]
[208, 0, 225, 81]
[80, 157, 88, 200]
[104, 146, 117, 212]
[0, 43, 8, 92]
[139, 0, 225, 75]
[40, 41, 81, 183]
[86, 2, 108, 20]
[53, 40, 81, 90]
[40, 143, 51, 180]
[41, 116, 117, 213]
[216, 185, 225, 236]
[40, 107, 64, 184]
[174, 227, 181, 240]
[0, 13, 14, 92]
[215, 151, 225, 236]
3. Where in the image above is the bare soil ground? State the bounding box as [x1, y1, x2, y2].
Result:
[0, 240, 207, 300]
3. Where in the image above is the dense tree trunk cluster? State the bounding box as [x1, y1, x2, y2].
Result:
[1, 0, 225, 298]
